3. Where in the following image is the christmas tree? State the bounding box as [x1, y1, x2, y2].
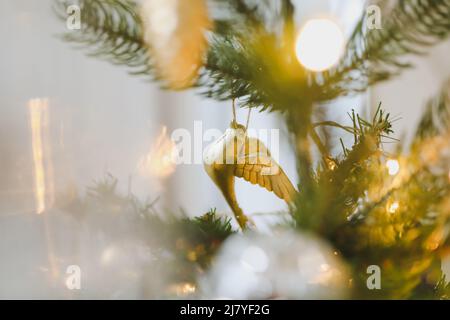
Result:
[50, 0, 450, 299]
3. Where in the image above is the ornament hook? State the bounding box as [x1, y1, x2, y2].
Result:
[245, 107, 252, 131]
[231, 99, 252, 131]
[232, 99, 237, 124]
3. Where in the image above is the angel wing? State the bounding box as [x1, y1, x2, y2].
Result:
[233, 137, 297, 203]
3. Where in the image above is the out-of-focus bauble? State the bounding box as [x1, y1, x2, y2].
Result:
[140, 0, 212, 89]
[199, 229, 349, 299]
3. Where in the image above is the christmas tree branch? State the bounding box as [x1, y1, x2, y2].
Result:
[61, 174, 236, 281]
[55, 0, 450, 113]
[414, 78, 450, 141]
[200, 0, 450, 112]
[295, 104, 394, 231]
[325, 0, 450, 97]
[54, 0, 152, 76]
[324, 91, 450, 298]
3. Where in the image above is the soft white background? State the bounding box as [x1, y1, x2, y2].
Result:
[0, 0, 449, 298]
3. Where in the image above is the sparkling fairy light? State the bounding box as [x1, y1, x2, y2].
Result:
[168, 282, 197, 297]
[139, 126, 177, 179]
[295, 18, 345, 72]
[386, 159, 400, 176]
[388, 201, 400, 214]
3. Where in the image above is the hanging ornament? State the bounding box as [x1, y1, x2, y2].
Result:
[199, 229, 350, 299]
[140, 0, 212, 89]
[203, 101, 297, 230]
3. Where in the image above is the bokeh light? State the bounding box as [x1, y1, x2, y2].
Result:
[386, 159, 400, 176]
[295, 18, 345, 72]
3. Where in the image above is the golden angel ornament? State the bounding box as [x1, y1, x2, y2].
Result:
[203, 104, 297, 229]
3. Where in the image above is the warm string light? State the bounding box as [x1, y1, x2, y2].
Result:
[385, 159, 401, 215]
[295, 18, 345, 72]
[386, 159, 400, 176]
[139, 126, 177, 179]
[387, 201, 400, 214]
[167, 282, 197, 296]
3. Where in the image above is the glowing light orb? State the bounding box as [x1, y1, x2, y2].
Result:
[388, 201, 400, 214]
[138, 126, 177, 179]
[295, 19, 345, 72]
[386, 159, 400, 176]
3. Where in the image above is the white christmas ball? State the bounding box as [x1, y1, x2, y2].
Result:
[200, 229, 349, 299]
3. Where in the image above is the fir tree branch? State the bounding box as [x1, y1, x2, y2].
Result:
[54, 0, 152, 76]
[64, 174, 236, 276]
[295, 104, 394, 231]
[55, 0, 450, 113]
[414, 78, 450, 141]
[323, 0, 450, 97]
[433, 274, 450, 300]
